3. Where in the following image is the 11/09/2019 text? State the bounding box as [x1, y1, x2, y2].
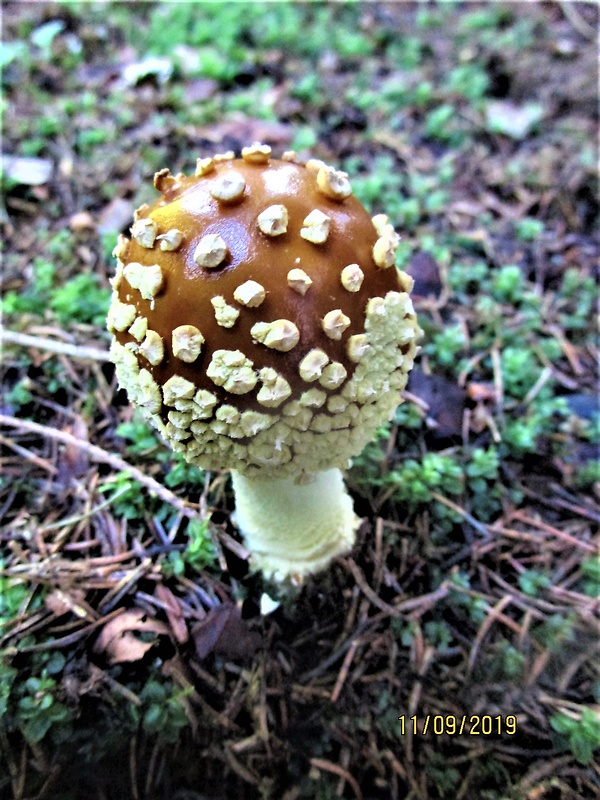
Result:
[397, 715, 517, 736]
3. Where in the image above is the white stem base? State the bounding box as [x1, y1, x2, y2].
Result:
[230, 468, 359, 581]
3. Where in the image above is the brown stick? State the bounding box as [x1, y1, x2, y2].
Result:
[1, 327, 111, 362]
[309, 758, 363, 800]
[0, 413, 199, 518]
[343, 559, 449, 617]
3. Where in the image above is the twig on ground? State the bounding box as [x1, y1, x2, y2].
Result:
[495, 510, 597, 553]
[1, 327, 111, 362]
[0, 413, 199, 519]
[558, 0, 597, 40]
[309, 758, 363, 800]
[430, 492, 491, 538]
[1, 607, 126, 654]
[0, 433, 58, 475]
[467, 595, 513, 675]
[342, 559, 449, 618]
[330, 639, 361, 703]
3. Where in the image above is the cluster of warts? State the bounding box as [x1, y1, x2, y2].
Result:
[110, 289, 418, 477]
[108, 145, 418, 474]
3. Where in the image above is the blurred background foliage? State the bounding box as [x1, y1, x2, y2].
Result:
[1, 2, 598, 799]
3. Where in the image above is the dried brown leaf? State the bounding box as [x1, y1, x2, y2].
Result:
[467, 382, 497, 403]
[405, 251, 442, 299]
[155, 583, 189, 645]
[93, 609, 169, 665]
[407, 368, 466, 440]
[191, 604, 261, 661]
[97, 196, 135, 234]
[45, 588, 88, 618]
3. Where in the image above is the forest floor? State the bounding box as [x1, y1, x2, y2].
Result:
[1, 2, 599, 799]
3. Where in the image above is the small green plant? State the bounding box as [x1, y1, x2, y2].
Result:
[494, 640, 526, 680]
[51, 274, 111, 326]
[447, 571, 488, 624]
[4, 378, 34, 411]
[388, 453, 464, 509]
[515, 217, 544, 241]
[416, 7, 444, 29]
[518, 569, 551, 597]
[533, 613, 575, 651]
[466, 447, 502, 521]
[116, 417, 162, 456]
[0, 567, 32, 619]
[76, 127, 112, 154]
[346, 155, 404, 216]
[15, 667, 72, 745]
[1, 227, 111, 326]
[571, 461, 600, 492]
[291, 73, 321, 102]
[163, 453, 205, 490]
[98, 473, 160, 521]
[579, 557, 600, 598]
[448, 260, 490, 295]
[182, 518, 216, 571]
[163, 518, 216, 577]
[1, 258, 55, 317]
[391, 618, 419, 647]
[459, 6, 512, 31]
[395, 196, 421, 229]
[501, 397, 567, 456]
[492, 264, 524, 304]
[0, 580, 73, 744]
[466, 447, 500, 485]
[386, 36, 423, 69]
[424, 324, 466, 370]
[332, 27, 372, 58]
[290, 127, 318, 152]
[557, 268, 596, 334]
[550, 707, 600, 765]
[385, 453, 466, 542]
[34, 112, 63, 136]
[16, 675, 62, 741]
[500, 346, 543, 399]
[423, 103, 465, 145]
[426, 751, 461, 797]
[136, 679, 191, 744]
[424, 620, 454, 651]
[223, 79, 277, 119]
[445, 63, 489, 102]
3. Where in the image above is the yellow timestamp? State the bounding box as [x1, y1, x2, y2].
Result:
[397, 714, 517, 736]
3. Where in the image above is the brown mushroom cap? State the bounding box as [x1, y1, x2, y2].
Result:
[108, 149, 420, 478]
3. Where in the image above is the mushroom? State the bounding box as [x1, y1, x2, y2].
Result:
[107, 146, 421, 581]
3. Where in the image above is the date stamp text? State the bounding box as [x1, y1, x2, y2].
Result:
[398, 714, 517, 736]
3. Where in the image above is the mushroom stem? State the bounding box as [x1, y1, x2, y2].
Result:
[230, 468, 359, 580]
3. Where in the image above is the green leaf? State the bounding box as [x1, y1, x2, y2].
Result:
[143, 704, 162, 731]
[46, 651, 66, 675]
[23, 715, 53, 743]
